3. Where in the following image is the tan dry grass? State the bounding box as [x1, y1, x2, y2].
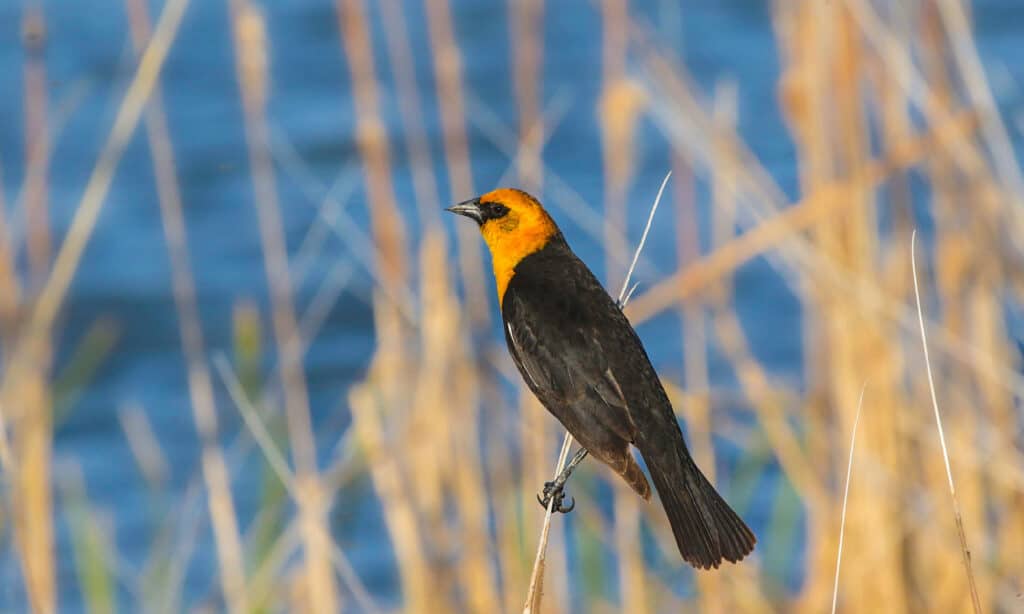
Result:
[2, 0, 1021, 612]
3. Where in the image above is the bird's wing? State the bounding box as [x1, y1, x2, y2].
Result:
[502, 265, 637, 444]
[502, 246, 756, 568]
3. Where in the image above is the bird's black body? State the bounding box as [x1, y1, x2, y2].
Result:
[501, 234, 755, 569]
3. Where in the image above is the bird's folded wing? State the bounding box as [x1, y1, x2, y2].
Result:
[503, 278, 636, 443]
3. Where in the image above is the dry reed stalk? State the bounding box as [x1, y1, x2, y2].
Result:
[706, 80, 741, 486]
[636, 20, 1021, 420]
[215, 356, 295, 496]
[348, 381, 434, 612]
[373, 4, 449, 556]
[0, 401, 12, 473]
[168, 484, 207, 609]
[5, 12, 56, 614]
[510, 0, 544, 193]
[268, 133, 419, 322]
[865, 6, 1005, 609]
[333, 0, 450, 610]
[600, 0, 631, 292]
[798, 6, 897, 609]
[599, 80, 646, 288]
[124, 1, 249, 609]
[690, 86, 825, 606]
[537, 3, 1020, 611]
[419, 232, 501, 612]
[7, 0, 189, 359]
[423, 0, 490, 329]
[523, 433, 573, 614]
[412, 237, 459, 594]
[686, 79, 747, 613]
[708, 283, 822, 500]
[848, 0, 1024, 248]
[959, 270, 1023, 604]
[374, 11, 500, 608]
[910, 231, 982, 614]
[0, 162, 20, 337]
[670, 163, 716, 592]
[598, 6, 650, 612]
[118, 404, 168, 490]
[638, 23, 995, 342]
[215, 355, 381, 612]
[494, 428, 528, 612]
[779, 7, 906, 609]
[13, 0, 1010, 609]
[935, 0, 1024, 203]
[858, 10, 1002, 272]
[22, 6, 51, 289]
[659, 14, 946, 609]
[0, 3, 188, 611]
[672, 157, 699, 282]
[378, 0, 442, 227]
[612, 488, 648, 612]
[831, 384, 866, 614]
[782, 4, 1007, 609]
[332, 0, 412, 427]
[8, 362, 54, 614]
[465, 89, 637, 255]
[228, 3, 339, 610]
[625, 109, 978, 324]
[334, 0, 410, 308]
[914, 7, 991, 608]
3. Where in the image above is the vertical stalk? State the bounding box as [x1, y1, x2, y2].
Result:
[0, 162, 19, 338]
[22, 6, 51, 289]
[228, 3, 339, 610]
[600, 0, 630, 292]
[125, 0, 248, 610]
[12, 13, 56, 608]
[423, 0, 490, 328]
[334, 0, 434, 610]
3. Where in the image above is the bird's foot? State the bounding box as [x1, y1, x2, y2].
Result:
[536, 480, 575, 513]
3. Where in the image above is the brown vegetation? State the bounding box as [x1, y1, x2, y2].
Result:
[0, 0, 1020, 612]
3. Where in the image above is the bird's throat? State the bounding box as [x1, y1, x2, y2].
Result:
[484, 224, 555, 305]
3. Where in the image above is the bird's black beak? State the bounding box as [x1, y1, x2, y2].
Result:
[446, 198, 483, 224]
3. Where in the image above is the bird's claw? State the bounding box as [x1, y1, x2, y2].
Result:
[536, 480, 575, 513]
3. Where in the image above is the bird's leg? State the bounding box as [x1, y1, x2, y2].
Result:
[537, 447, 589, 513]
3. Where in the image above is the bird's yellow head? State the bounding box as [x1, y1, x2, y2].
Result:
[447, 188, 561, 303]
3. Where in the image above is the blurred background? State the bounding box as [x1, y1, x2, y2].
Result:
[1, 0, 1023, 612]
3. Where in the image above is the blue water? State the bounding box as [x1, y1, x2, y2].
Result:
[1, 0, 1023, 611]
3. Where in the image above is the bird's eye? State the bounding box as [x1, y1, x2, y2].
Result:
[481, 202, 510, 221]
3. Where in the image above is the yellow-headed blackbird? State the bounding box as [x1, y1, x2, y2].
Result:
[448, 188, 755, 569]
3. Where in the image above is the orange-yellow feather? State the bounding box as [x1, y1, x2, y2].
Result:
[476, 188, 559, 304]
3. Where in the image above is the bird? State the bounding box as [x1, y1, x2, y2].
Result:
[447, 187, 755, 569]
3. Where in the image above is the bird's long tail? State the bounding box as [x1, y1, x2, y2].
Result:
[640, 435, 756, 569]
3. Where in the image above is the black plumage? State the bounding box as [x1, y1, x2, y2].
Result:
[501, 235, 756, 569]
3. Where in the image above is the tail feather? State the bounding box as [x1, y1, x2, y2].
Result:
[617, 452, 652, 500]
[642, 444, 755, 569]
